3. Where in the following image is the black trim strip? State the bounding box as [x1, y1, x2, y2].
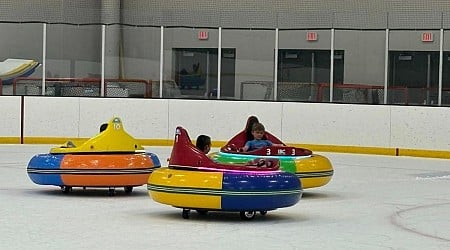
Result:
[27, 168, 155, 175]
[296, 170, 334, 178]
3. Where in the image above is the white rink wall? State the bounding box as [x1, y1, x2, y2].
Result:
[0, 96, 21, 137]
[0, 96, 449, 151]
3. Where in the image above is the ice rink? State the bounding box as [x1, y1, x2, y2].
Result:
[1, 144, 449, 250]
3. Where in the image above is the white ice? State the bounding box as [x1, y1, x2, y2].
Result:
[0, 145, 449, 250]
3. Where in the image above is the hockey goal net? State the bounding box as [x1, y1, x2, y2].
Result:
[317, 83, 409, 104]
[12, 78, 152, 98]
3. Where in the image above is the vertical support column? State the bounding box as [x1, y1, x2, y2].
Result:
[42, 23, 47, 96]
[274, 28, 279, 101]
[159, 26, 164, 98]
[384, 28, 389, 105]
[206, 50, 210, 96]
[101, 0, 121, 80]
[217, 27, 222, 99]
[438, 28, 443, 106]
[311, 53, 315, 84]
[329, 28, 335, 102]
[101, 25, 106, 97]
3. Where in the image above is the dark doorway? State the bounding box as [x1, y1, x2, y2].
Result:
[276, 49, 344, 102]
[389, 51, 439, 104]
[278, 49, 344, 84]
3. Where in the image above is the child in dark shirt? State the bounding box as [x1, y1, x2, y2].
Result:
[196, 135, 211, 154]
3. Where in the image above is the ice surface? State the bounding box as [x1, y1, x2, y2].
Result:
[1, 145, 449, 250]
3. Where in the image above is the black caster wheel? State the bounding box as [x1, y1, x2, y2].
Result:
[124, 186, 133, 194]
[61, 186, 72, 194]
[182, 209, 190, 219]
[240, 211, 256, 220]
[260, 211, 267, 215]
[196, 209, 208, 215]
[108, 187, 116, 196]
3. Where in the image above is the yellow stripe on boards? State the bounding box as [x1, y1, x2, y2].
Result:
[2, 137, 450, 159]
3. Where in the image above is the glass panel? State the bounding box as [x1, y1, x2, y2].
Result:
[388, 30, 440, 106]
[45, 24, 102, 97]
[442, 31, 450, 107]
[0, 23, 43, 96]
[389, 51, 439, 105]
[218, 48, 236, 99]
[163, 27, 219, 99]
[105, 25, 160, 98]
[332, 30, 385, 104]
[222, 29, 275, 101]
[278, 30, 345, 103]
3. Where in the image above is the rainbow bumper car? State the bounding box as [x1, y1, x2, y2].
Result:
[210, 116, 334, 189]
[27, 117, 161, 195]
[147, 126, 302, 220]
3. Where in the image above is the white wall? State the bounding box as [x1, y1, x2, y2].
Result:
[0, 96, 21, 137]
[282, 103, 391, 147]
[1, 96, 449, 151]
[390, 106, 450, 150]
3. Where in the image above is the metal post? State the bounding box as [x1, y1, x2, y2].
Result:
[384, 28, 389, 104]
[274, 28, 279, 101]
[217, 27, 222, 99]
[160, 26, 164, 98]
[438, 28, 443, 106]
[42, 23, 47, 96]
[329, 28, 334, 102]
[101, 25, 105, 97]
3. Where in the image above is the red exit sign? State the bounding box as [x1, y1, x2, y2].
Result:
[198, 30, 208, 40]
[422, 32, 433, 42]
[306, 32, 318, 41]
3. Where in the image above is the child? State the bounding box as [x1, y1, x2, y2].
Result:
[196, 135, 211, 154]
[245, 116, 260, 141]
[242, 123, 276, 152]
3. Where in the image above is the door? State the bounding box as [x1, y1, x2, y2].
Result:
[389, 51, 439, 104]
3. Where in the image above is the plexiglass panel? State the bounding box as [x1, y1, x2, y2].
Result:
[47, 24, 102, 78]
[333, 30, 386, 104]
[163, 27, 219, 99]
[388, 30, 441, 106]
[278, 29, 334, 102]
[442, 31, 450, 107]
[45, 24, 102, 97]
[0, 23, 43, 95]
[105, 25, 160, 98]
[222, 29, 275, 101]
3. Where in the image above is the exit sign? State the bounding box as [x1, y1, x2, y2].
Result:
[422, 32, 433, 42]
[198, 30, 208, 40]
[306, 32, 318, 41]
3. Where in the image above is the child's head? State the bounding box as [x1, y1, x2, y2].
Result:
[247, 116, 259, 129]
[196, 135, 211, 154]
[251, 123, 266, 140]
[245, 116, 260, 140]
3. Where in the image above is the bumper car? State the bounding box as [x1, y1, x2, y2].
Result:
[147, 126, 302, 220]
[27, 117, 161, 195]
[209, 116, 334, 189]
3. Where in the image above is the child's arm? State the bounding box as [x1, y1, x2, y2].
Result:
[268, 140, 283, 147]
[241, 141, 251, 152]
